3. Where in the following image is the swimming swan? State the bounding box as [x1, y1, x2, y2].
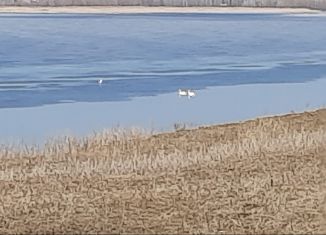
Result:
[187, 90, 196, 99]
[178, 89, 188, 97]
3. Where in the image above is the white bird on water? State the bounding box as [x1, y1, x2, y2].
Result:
[187, 90, 196, 99]
[178, 89, 188, 97]
[178, 89, 196, 99]
[97, 79, 103, 85]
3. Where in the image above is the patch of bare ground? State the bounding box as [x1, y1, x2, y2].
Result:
[0, 109, 326, 234]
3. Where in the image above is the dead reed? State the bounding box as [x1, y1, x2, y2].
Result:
[0, 109, 325, 234]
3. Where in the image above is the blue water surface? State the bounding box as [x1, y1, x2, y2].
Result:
[1, 13, 326, 108]
[0, 12, 326, 143]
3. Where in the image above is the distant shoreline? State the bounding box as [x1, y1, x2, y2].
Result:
[0, 6, 321, 14]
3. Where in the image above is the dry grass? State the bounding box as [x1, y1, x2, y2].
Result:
[0, 109, 326, 234]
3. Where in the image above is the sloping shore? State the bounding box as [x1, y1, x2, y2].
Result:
[0, 108, 325, 233]
[0, 6, 321, 14]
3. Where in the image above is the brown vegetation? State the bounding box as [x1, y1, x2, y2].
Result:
[1, 109, 326, 234]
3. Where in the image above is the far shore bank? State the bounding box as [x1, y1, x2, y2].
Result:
[0, 6, 321, 14]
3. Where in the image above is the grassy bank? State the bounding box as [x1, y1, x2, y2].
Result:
[1, 109, 326, 234]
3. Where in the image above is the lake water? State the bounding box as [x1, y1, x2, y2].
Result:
[0, 12, 326, 143]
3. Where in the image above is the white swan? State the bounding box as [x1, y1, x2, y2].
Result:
[187, 90, 196, 99]
[178, 89, 188, 97]
[97, 79, 103, 85]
